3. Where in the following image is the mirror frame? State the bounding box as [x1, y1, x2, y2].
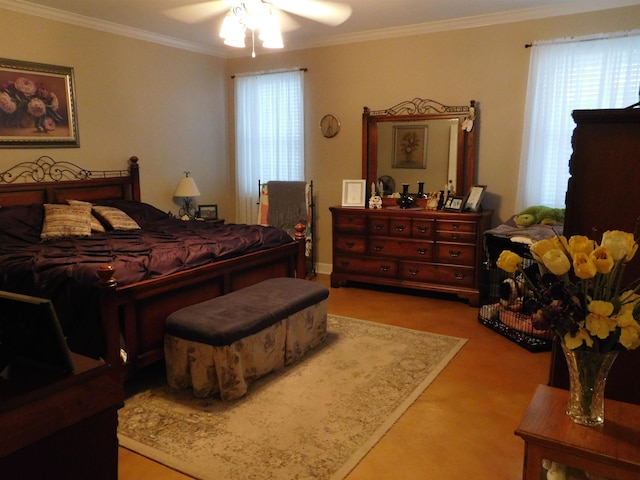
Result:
[362, 98, 477, 198]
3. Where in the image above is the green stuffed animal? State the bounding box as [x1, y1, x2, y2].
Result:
[514, 206, 565, 228]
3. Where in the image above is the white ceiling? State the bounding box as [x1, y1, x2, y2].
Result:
[2, 0, 639, 57]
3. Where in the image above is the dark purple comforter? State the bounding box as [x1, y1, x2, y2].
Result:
[0, 200, 293, 358]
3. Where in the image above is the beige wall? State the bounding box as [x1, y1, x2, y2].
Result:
[0, 9, 230, 217]
[228, 5, 640, 272]
[1, 6, 639, 273]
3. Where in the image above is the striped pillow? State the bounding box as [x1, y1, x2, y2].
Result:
[40, 203, 92, 240]
[92, 205, 140, 230]
[66, 199, 106, 232]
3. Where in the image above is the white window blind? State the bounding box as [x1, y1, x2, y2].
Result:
[517, 32, 640, 210]
[234, 70, 304, 223]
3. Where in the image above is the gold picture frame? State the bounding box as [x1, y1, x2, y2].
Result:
[392, 125, 427, 169]
[0, 58, 79, 148]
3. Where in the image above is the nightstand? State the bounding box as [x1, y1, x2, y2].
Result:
[515, 384, 640, 480]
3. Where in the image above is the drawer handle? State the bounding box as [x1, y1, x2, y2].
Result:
[451, 233, 460, 240]
[346, 241, 355, 248]
[379, 265, 390, 272]
[454, 273, 465, 280]
[340, 261, 350, 267]
[418, 226, 429, 233]
[449, 250, 462, 257]
[395, 225, 407, 232]
[373, 223, 384, 230]
[416, 248, 427, 255]
[374, 245, 383, 252]
[347, 217, 354, 223]
[452, 223, 461, 229]
[409, 268, 419, 276]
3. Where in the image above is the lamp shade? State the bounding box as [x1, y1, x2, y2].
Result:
[174, 174, 200, 198]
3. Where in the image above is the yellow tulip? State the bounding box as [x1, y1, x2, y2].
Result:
[564, 328, 594, 349]
[590, 246, 614, 274]
[496, 250, 523, 273]
[568, 235, 595, 257]
[541, 249, 571, 275]
[572, 252, 597, 279]
[585, 300, 617, 339]
[530, 237, 567, 263]
[601, 230, 638, 262]
[616, 310, 640, 349]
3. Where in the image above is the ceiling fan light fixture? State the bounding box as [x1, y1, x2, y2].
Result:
[219, 1, 284, 54]
[259, 12, 283, 49]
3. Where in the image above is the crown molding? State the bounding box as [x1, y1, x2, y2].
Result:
[296, 0, 640, 51]
[1, 0, 639, 58]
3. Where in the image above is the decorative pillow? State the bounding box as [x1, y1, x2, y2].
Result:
[98, 199, 168, 227]
[92, 205, 140, 230]
[41, 203, 92, 240]
[66, 200, 106, 233]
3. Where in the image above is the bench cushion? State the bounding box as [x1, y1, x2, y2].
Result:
[165, 277, 329, 346]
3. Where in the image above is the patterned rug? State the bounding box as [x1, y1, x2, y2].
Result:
[118, 315, 466, 480]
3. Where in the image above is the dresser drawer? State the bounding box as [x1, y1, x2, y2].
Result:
[369, 238, 433, 260]
[400, 261, 475, 288]
[334, 213, 366, 233]
[388, 217, 412, 237]
[436, 219, 477, 243]
[435, 230, 476, 243]
[334, 235, 366, 254]
[334, 255, 398, 277]
[412, 219, 435, 239]
[434, 243, 476, 265]
[368, 217, 389, 236]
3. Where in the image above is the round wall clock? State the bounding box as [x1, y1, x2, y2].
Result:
[320, 114, 340, 138]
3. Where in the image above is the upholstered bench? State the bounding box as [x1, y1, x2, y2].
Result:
[164, 277, 329, 401]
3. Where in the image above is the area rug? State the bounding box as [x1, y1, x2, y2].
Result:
[118, 314, 466, 480]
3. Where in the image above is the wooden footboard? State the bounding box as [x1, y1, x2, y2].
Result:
[98, 235, 306, 381]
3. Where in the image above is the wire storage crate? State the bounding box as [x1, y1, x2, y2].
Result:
[478, 234, 553, 352]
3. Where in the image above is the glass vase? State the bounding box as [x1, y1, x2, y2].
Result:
[561, 344, 618, 426]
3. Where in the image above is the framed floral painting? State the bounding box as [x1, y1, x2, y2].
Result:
[0, 58, 79, 148]
[392, 125, 427, 169]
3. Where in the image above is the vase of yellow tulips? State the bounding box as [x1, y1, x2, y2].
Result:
[497, 230, 640, 426]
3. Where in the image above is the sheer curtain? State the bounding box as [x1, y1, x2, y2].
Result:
[517, 32, 640, 210]
[234, 70, 304, 223]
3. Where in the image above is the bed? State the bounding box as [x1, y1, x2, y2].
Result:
[0, 156, 306, 381]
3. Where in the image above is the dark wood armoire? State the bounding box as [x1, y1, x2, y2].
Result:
[548, 106, 640, 405]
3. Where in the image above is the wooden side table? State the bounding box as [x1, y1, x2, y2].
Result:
[0, 353, 123, 480]
[515, 384, 640, 480]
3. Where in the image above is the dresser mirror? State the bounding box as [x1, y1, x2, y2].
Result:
[362, 98, 476, 198]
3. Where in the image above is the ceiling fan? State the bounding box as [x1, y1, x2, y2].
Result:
[164, 0, 352, 56]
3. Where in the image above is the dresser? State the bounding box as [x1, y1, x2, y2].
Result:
[549, 107, 640, 405]
[330, 206, 492, 306]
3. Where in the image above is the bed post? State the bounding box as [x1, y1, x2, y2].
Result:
[97, 264, 123, 381]
[128, 156, 141, 202]
[294, 223, 307, 279]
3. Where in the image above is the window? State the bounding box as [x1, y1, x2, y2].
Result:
[517, 32, 640, 209]
[234, 70, 305, 223]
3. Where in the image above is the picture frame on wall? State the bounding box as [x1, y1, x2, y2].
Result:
[392, 125, 427, 169]
[341, 179, 366, 207]
[463, 185, 487, 212]
[198, 204, 218, 220]
[0, 58, 79, 148]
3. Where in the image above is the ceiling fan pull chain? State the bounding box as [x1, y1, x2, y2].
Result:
[251, 29, 256, 58]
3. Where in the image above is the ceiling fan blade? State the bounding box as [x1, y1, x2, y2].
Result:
[163, 1, 232, 24]
[276, 10, 302, 33]
[269, 0, 352, 26]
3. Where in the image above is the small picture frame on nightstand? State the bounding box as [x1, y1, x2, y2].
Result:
[198, 204, 218, 220]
